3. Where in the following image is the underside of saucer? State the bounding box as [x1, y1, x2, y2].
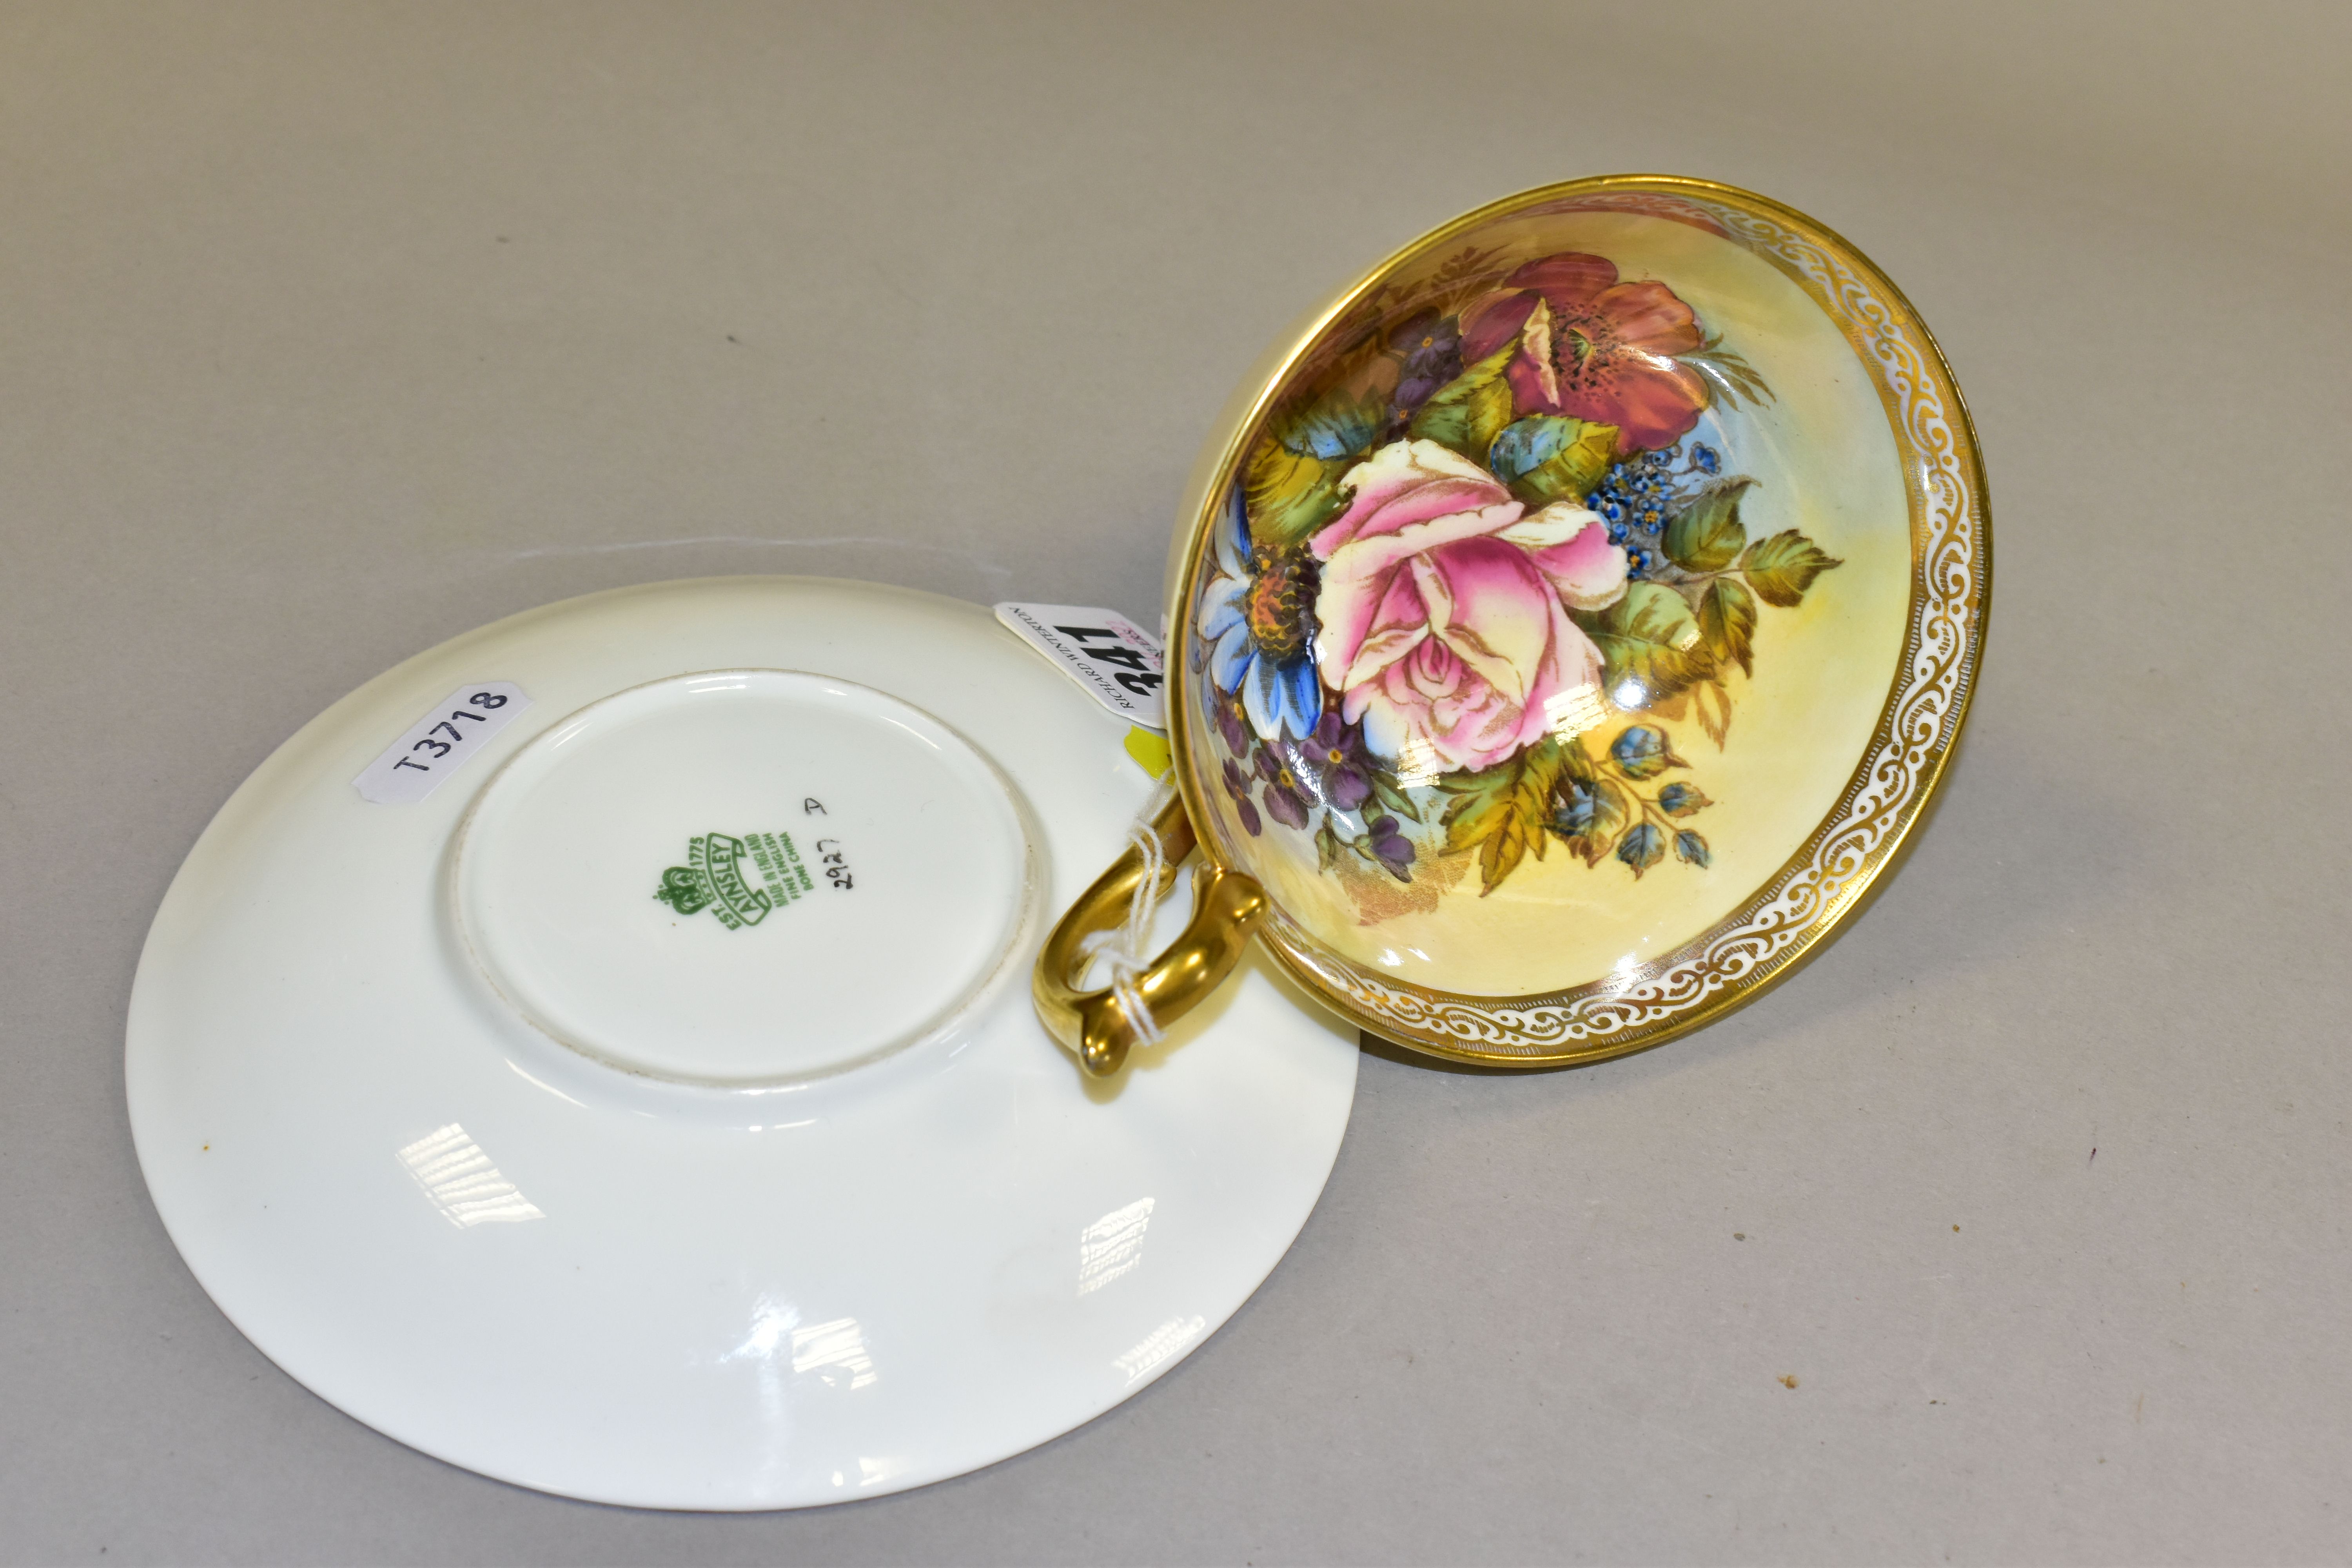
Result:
[126, 577, 1358, 1510]
[454, 669, 1034, 1086]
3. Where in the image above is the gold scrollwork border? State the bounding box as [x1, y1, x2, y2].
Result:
[1165, 175, 1991, 1067]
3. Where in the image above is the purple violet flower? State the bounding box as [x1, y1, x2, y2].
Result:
[1292, 712, 1373, 813]
[1366, 814, 1415, 882]
[1390, 309, 1464, 412]
[1214, 685, 1253, 759]
[1220, 758, 1262, 837]
[1253, 747, 1314, 831]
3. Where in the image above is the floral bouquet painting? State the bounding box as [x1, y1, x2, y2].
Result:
[1191, 247, 1842, 918]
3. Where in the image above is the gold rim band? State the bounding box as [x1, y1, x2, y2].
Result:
[1031, 793, 1269, 1076]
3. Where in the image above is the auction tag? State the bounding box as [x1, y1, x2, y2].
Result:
[993, 603, 1165, 729]
[353, 682, 534, 804]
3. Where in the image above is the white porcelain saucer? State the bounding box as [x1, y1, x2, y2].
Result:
[126, 577, 1358, 1510]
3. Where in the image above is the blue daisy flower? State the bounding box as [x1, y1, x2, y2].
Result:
[1194, 484, 1324, 740]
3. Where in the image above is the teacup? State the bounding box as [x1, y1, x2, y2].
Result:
[1037, 175, 1989, 1073]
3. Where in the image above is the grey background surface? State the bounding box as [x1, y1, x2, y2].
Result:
[3, 2, 2347, 1562]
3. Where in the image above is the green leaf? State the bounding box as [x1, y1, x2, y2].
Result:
[1276, 391, 1385, 462]
[1560, 730, 1597, 783]
[1243, 390, 1385, 548]
[1617, 822, 1666, 877]
[1740, 529, 1843, 608]
[1662, 478, 1753, 572]
[1243, 439, 1346, 548]
[1315, 818, 1342, 875]
[1476, 820, 1526, 893]
[1698, 577, 1758, 677]
[1368, 770, 1422, 824]
[1581, 581, 1715, 704]
[1438, 738, 1568, 895]
[1440, 768, 1511, 839]
[1673, 829, 1711, 868]
[1408, 339, 1518, 463]
[1489, 415, 1618, 507]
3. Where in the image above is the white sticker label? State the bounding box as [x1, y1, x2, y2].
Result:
[353, 682, 534, 804]
[993, 603, 1165, 729]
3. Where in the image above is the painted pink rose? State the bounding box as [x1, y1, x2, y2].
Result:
[1460, 252, 1709, 452]
[1309, 440, 1628, 777]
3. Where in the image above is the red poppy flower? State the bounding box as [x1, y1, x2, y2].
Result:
[1460, 253, 1709, 452]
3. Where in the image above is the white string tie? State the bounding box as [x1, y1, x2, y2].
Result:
[1077, 779, 1178, 1048]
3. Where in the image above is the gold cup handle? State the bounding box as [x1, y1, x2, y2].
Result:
[1032, 790, 1269, 1076]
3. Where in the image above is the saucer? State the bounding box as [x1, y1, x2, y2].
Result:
[125, 577, 1358, 1510]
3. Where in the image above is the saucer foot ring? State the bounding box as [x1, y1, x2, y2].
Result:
[1033, 793, 1268, 1076]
